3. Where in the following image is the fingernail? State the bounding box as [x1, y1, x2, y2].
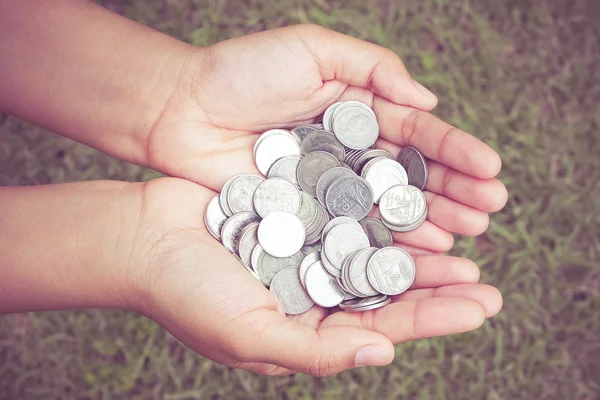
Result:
[412, 79, 436, 99]
[354, 345, 390, 367]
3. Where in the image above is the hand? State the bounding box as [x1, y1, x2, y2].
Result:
[134, 177, 502, 376]
[146, 25, 508, 253]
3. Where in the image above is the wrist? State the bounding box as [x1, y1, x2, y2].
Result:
[0, 181, 149, 314]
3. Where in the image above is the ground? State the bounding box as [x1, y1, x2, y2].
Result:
[1, 0, 599, 399]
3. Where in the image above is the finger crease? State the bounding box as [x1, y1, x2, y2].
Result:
[401, 110, 423, 145]
[437, 126, 456, 163]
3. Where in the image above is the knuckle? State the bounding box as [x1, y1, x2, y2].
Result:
[308, 350, 339, 377]
[401, 110, 425, 144]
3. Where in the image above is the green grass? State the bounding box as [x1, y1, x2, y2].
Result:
[2, 0, 600, 399]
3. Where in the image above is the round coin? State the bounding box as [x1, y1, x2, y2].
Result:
[321, 216, 362, 243]
[227, 174, 264, 214]
[379, 185, 427, 228]
[325, 176, 374, 220]
[300, 131, 345, 162]
[204, 194, 228, 241]
[254, 245, 305, 286]
[253, 178, 301, 217]
[315, 167, 356, 208]
[366, 247, 416, 295]
[304, 261, 346, 307]
[358, 217, 393, 248]
[323, 102, 344, 132]
[323, 224, 370, 270]
[361, 158, 408, 203]
[254, 130, 301, 176]
[297, 151, 340, 197]
[347, 247, 380, 297]
[332, 105, 379, 149]
[270, 266, 314, 315]
[267, 156, 302, 187]
[291, 125, 318, 142]
[220, 212, 261, 253]
[258, 212, 305, 258]
[396, 146, 428, 190]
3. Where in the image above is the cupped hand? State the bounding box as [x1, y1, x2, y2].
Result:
[134, 178, 502, 376]
[146, 25, 508, 253]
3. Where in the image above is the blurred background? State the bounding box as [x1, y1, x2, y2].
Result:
[1, 0, 599, 399]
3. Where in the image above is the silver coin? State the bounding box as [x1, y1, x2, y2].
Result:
[227, 174, 264, 214]
[204, 194, 228, 241]
[299, 252, 321, 288]
[253, 177, 301, 217]
[340, 250, 363, 297]
[267, 156, 301, 187]
[220, 212, 261, 253]
[296, 191, 318, 229]
[367, 247, 416, 296]
[352, 149, 394, 174]
[306, 204, 330, 245]
[396, 146, 428, 190]
[339, 294, 391, 312]
[292, 125, 318, 142]
[323, 102, 344, 132]
[332, 105, 379, 150]
[237, 222, 260, 268]
[258, 211, 305, 258]
[297, 151, 340, 197]
[301, 243, 322, 255]
[347, 247, 380, 297]
[254, 130, 301, 176]
[358, 217, 393, 248]
[270, 266, 314, 315]
[300, 131, 345, 162]
[361, 158, 408, 203]
[321, 216, 362, 243]
[325, 176, 374, 220]
[315, 167, 356, 208]
[254, 244, 305, 286]
[381, 208, 428, 232]
[219, 176, 239, 217]
[379, 185, 427, 227]
[331, 101, 377, 120]
[323, 224, 370, 270]
[253, 128, 294, 159]
[304, 261, 346, 307]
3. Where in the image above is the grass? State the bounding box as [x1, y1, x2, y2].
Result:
[1, 0, 600, 399]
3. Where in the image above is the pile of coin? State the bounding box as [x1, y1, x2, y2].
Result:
[204, 101, 430, 315]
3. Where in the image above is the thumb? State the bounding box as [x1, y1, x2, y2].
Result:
[242, 309, 395, 376]
[294, 24, 438, 111]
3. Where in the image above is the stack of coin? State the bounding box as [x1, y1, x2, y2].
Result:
[204, 101, 430, 315]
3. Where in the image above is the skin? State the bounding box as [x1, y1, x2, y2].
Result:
[0, 0, 507, 376]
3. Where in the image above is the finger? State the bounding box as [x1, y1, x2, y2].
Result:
[322, 296, 486, 344]
[424, 191, 490, 236]
[370, 207, 454, 252]
[394, 283, 503, 318]
[373, 96, 502, 179]
[376, 138, 508, 212]
[298, 25, 438, 110]
[410, 255, 480, 289]
[237, 309, 395, 376]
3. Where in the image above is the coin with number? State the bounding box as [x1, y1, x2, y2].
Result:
[325, 176, 374, 220]
[379, 185, 427, 228]
[253, 178, 301, 217]
[367, 247, 416, 295]
[270, 266, 314, 315]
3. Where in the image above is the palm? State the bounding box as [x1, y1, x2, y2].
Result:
[137, 178, 502, 376]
